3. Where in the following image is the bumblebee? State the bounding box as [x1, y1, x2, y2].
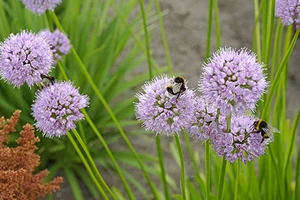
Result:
[253, 120, 280, 143]
[166, 77, 187, 99]
[40, 74, 55, 88]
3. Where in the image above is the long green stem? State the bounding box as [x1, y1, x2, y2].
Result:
[213, 0, 221, 48]
[205, 0, 214, 59]
[71, 129, 117, 200]
[218, 157, 227, 200]
[253, 0, 262, 60]
[50, 11, 159, 199]
[82, 109, 135, 200]
[218, 114, 231, 199]
[206, 141, 211, 200]
[57, 37, 135, 200]
[67, 133, 109, 200]
[183, 131, 204, 193]
[156, 136, 170, 200]
[234, 161, 240, 200]
[155, 0, 173, 74]
[138, 0, 152, 79]
[174, 135, 186, 200]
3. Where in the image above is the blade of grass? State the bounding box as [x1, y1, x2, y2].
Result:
[64, 167, 84, 200]
[295, 150, 300, 200]
[262, 30, 300, 119]
[284, 109, 300, 190]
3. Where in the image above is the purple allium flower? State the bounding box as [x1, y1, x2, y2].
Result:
[32, 81, 89, 137]
[210, 115, 268, 163]
[135, 75, 195, 135]
[199, 47, 267, 115]
[0, 31, 53, 87]
[187, 97, 220, 141]
[39, 29, 71, 64]
[275, 0, 300, 29]
[21, 0, 62, 15]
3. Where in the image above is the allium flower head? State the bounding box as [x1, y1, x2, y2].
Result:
[32, 81, 89, 137]
[39, 29, 71, 64]
[187, 97, 220, 141]
[0, 31, 53, 87]
[199, 47, 267, 114]
[275, 0, 300, 28]
[135, 75, 195, 135]
[22, 0, 62, 15]
[210, 115, 268, 163]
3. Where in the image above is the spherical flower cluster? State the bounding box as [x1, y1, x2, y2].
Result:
[187, 97, 221, 141]
[199, 47, 267, 115]
[39, 29, 71, 64]
[275, 0, 300, 28]
[0, 31, 53, 87]
[135, 76, 195, 135]
[32, 81, 89, 137]
[22, 0, 62, 15]
[210, 115, 267, 163]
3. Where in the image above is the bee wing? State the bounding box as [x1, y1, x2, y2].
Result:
[261, 126, 281, 134]
[172, 82, 182, 93]
[270, 127, 281, 134]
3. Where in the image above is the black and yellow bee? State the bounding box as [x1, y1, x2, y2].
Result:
[40, 74, 55, 88]
[166, 76, 187, 99]
[253, 120, 280, 143]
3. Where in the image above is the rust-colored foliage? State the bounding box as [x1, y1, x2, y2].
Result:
[0, 110, 63, 200]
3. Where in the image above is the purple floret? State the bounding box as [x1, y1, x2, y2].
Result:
[32, 81, 89, 137]
[22, 0, 62, 15]
[135, 75, 195, 135]
[275, 0, 300, 28]
[39, 29, 71, 64]
[199, 47, 268, 115]
[210, 114, 268, 163]
[0, 31, 53, 87]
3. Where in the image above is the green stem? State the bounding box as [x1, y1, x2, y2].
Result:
[218, 157, 227, 200]
[156, 136, 170, 200]
[253, 0, 262, 60]
[205, 141, 211, 200]
[138, 0, 152, 79]
[71, 129, 117, 200]
[50, 11, 159, 199]
[82, 109, 135, 200]
[155, 0, 173, 74]
[218, 113, 231, 199]
[57, 61, 68, 80]
[263, 0, 275, 65]
[234, 161, 240, 200]
[67, 133, 109, 200]
[206, 0, 214, 59]
[174, 135, 186, 200]
[183, 132, 204, 193]
[57, 32, 134, 200]
[213, 0, 221, 48]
